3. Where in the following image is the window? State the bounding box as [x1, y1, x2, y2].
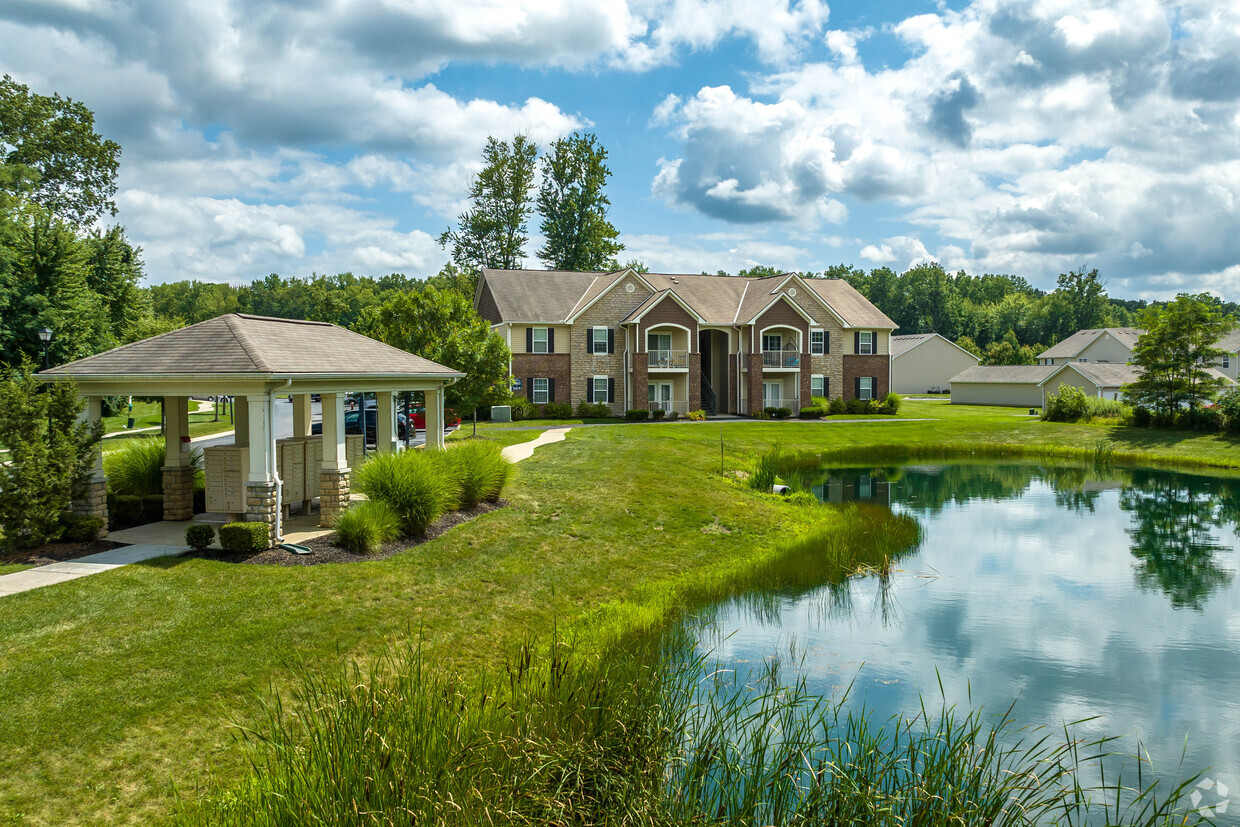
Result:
[858, 376, 874, 400]
[592, 376, 608, 404]
[533, 378, 549, 404]
[648, 332, 672, 352]
[1225, 355, 1231, 369]
[761, 333, 782, 352]
[592, 327, 608, 354]
[810, 329, 826, 354]
[811, 375, 825, 398]
[857, 331, 874, 355]
[532, 327, 549, 354]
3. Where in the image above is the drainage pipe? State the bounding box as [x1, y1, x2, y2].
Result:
[269, 378, 292, 544]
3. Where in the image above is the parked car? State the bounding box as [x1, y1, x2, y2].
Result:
[409, 406, 461, 430]
[311, 409, 408, 442]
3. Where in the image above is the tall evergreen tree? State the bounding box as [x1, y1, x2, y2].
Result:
[439, 136, 537, 276]
[536, 133, 623, 271]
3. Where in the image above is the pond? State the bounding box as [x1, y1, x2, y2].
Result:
[692, 462, 1240, 817]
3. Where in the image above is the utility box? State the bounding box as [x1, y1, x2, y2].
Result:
[491, 405, 512, 423]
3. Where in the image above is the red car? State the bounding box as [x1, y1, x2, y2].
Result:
[410, 406, 461, 430]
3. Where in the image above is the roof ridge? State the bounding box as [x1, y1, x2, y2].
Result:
[39, 314, 230, 374]
[225, 315, 273, 372]
[234, 313, 334, 327]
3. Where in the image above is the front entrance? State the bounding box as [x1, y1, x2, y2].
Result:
[763, 381, 783, 407]
[648, 382, 673, 412]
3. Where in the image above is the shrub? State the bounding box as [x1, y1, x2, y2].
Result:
[185, 524, 216, 551]
[111, 494, 143, 528]
[575, 401, 611, 419]
[1177, 405, 1222, 432]
[103, 437, 165, 496]
[219, 521, 270, 553]
[799, 406, 825, 419]
[651, 409, 666, 420]
[1132, 407, 1152, 427]
[542, 401, 573, 419]
[60, 513, 103, 543]
[749, 445, 782, 491]
[828, 398, 846, 416]
[624, 409, 649, 421]
[441, 440, 513, 508]
[810, 395, 828, 409]
[666, 411, 680, 421]
[509, 396, 538, 422]
[333, 500, 401, 555]
[1042, 385, 1089, 422]
[354, 451, 457, 537]
[867, 399, 884, 414]
[1216, 387, 1240, 432]
[880, 392, 901, 414]
[846, 398, 869, 415]
[141, 494, 164, 523]
[1081, 396, 1129, 422]
[774, 407, 792, 420]
[687, 410, 707, 421]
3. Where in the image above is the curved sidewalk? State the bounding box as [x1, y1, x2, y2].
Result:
[502, 427, 572, 462]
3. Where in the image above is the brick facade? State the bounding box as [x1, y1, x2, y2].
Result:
[746, 353, 765, 415]
[843, 354, 891, 401]
[512, 353, 572, 406]
[687, 352, 702, 413]
[318, 468, 350, 527]
[631, 356, 647, 415]
[636, 296, 699, 349]
[571, 273, 651, 415]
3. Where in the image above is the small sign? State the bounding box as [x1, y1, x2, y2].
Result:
[512, 378, 522, 392]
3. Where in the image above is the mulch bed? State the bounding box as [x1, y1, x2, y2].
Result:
[0, 539, 125, 568]
[184, 500, 507, 566]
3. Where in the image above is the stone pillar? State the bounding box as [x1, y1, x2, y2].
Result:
[375, 390, 397, 453]
[72, 396, 108, 536]
[632, 357, 648, 415]
[425, 386, 445, 450]
[319, 392, 350, 527]
[245, 480, 278, 547]
[747, 353, 765, 415]
[162, 396, 195, 520]
[687, 351, 702, 415]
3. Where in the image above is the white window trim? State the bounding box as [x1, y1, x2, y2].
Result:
[811, 374, 825, 397]
[810, 328, 826, 355]
[859, 376, 874, 400]
[532, 327, 549, 354]
[858, 331, 874, 355]
[591, 326, 608, 354]
[1225, 355, 1231, 369]
[592, 375, 608, 404]
[532, 377, 549, 404]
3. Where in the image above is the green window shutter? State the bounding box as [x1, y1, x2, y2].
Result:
[854, 331, 860, 353]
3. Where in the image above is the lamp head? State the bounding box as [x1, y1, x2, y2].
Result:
[37, 326, 53, 345]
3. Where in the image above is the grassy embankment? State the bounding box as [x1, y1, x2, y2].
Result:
[1, 401, 1238, 824]
[100, 400, 237, 450]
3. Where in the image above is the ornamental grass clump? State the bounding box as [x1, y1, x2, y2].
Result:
[105, 437, 203, 496]
[353, 451, 457, 537]
[332, 500, 400, 555]
[443, 439, 514, 507]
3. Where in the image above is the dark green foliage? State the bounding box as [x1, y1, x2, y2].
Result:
[441, 440, 513, 508]
[774, 407, 792, 420]
[1125, 293, 1233, 420]
[219, 522, 270, 554]
[110, 494, 142, 528]
[846, 399, 869, 415]
[1043, 385, 1089, 422]
[799, 406, 825, 419]
[103, 437, 166, 495]
[625, 409, 649, 421]
[139, 494, 162, 523]
[353, 451, 457, 537]
[0, 364, 101, 548]
[508, 395, 538, 421]
[0, 75, 121, 225]
[575, 401, 611, 418]
[537, 133, 624, 270]
[541, 401, 573, 419]
[880, 392, 901, 414]
[439, 135, 538, 273]
[762, 406, 778, 418]
[332, 500, 400, 555]
[651, 408, 666, 420]
[1216, 387, 1240, 432]
[185, 524, 215, 552]
[59, 513, 102, 543]
[828, 398, 846, 415]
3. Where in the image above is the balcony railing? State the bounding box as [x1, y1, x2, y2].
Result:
[648, 399, 688, 415]
[762, 350, 800, 368]
[648, 349, 689, 369]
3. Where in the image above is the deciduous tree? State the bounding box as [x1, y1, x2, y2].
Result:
[537, 133, 623, 271]
[440, 136, 537, 274]
[1124, 293, 1232, 419]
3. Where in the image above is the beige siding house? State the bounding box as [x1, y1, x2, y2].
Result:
[949, 365, 1056, 407]
[890, 333, 979, 394]
[1213, 330, 1240, 380]
[1035, 328, 1142, 366]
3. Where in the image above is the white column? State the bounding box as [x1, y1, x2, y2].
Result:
[163, 396, 192, 467]
[291, 393, 312, 437]
[375, 390, 397, 453]
[321, 392, 348, 471]
[247, 396, 272, 482]
[425, 386, 445, 450]
[77, 395, 105, 481]
[234, 395, 249, 446]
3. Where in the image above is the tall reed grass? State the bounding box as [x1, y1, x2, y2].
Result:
[331, 499, 400, 555]
[440, 439, 513, 508]
[352, 451, 457, 536]
[104, 436, 202, 495]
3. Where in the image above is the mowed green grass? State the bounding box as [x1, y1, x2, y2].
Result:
[101, 400, 237, 451]
[2, 404, 1239, 825]
[0, 564, 32, 576]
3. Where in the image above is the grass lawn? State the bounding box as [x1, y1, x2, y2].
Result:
[0, 564, 31, 576]
[2, 404, 1239, 825]
[101, 401, 236, 451]
[447, 425, 541, 449]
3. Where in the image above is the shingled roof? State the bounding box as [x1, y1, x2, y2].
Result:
[480, 268, 896, 328]
[1037, 328, 1144, 359]
[41, 314, 461, 378]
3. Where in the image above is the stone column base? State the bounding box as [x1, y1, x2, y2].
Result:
[73, 478, 109, 538]
[163, 465, 196, 521]
[245, 480, 279, 548]
[319, 468, 350, 527]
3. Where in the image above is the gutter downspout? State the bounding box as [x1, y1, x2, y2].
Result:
[270, 378, 292, 544]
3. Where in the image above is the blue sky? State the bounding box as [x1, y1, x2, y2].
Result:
[2, 0, 1238, 299]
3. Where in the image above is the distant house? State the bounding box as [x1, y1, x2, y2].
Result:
[1213, 330, 1240, 380]
[1035, 328, 1143, 366]
[1039, 362, 1141, 401]
[949, 365, 1056, 407]
[890, 333, 979, 394]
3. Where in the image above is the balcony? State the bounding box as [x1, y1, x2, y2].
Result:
[762, 350, 801, 369]
[648, 349, 689, 370]
[648, 399, 688, 415]
[740, 397, 801, 415]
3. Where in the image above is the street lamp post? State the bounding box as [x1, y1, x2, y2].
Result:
[37, 327, 54, 440]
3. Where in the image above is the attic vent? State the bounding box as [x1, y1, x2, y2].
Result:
[626, 283, 635, 293]
[788, 287, 797, 298]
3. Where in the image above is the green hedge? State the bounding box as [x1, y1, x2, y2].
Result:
[219, 522, 271, 553]
[185, 524, 216, 551]
[59, 513, 103, 543]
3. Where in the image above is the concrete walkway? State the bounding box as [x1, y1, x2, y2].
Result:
[0, 544, 187, 597]
[503, 427, 572, 462]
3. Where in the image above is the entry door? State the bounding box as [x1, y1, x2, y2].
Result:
[648, 382, 673, 410]
[763, 381, 782, 406]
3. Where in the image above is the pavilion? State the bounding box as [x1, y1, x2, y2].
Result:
[39, 314, 463, 546]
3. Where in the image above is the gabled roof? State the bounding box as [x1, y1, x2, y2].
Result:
[620, 289, 706, 324]
[950, 365, 1058, 384]
[1037, 328, 1144, 359]
[891, 333, 978, 360]
[1216, 329, 1240, 353]
[40, 314, 462, 378]
[478, 268, 895, 329]
[1040, 361, 1139, 388]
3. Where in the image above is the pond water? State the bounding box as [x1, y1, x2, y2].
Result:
[693, 463, 1240, 815]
